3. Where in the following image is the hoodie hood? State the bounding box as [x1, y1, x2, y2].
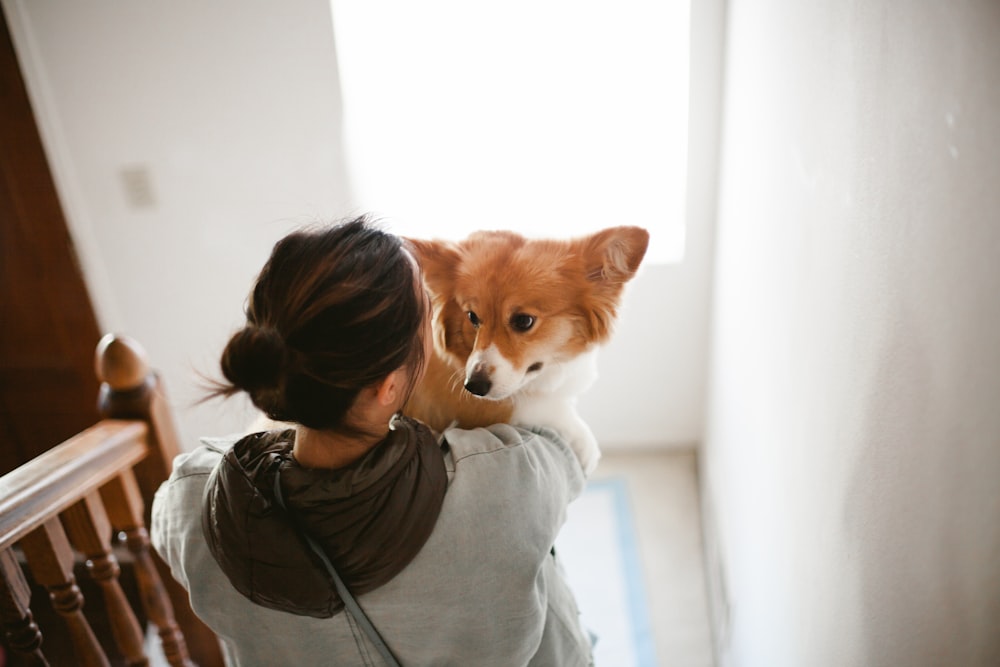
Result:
[201, 416, 447, 617]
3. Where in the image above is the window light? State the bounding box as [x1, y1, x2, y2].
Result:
[330, 0, 689, 264]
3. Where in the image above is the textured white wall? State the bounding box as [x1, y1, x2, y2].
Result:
[5, 0, 714, 450]
[703, 2, 1000, 665]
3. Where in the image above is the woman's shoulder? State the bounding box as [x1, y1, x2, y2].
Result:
[152, 434, 238, 516]
[442, 423, 573, 461]
[437, 423, 585, 518]
[157, 435, 235, 485]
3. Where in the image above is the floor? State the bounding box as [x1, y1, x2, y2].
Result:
[593, 449, 716, 667]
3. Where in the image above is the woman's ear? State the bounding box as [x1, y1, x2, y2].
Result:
[374, 367, 409, 408]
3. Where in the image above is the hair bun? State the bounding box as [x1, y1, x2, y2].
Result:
[220, 325, 288, 396]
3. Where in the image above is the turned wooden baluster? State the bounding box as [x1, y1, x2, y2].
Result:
[0, 548, 48, 666]
[20, 517, 108, 667]
[101, 470, 193, 667]
[96, 333, 224, 667]
[63, 490, 148, 666]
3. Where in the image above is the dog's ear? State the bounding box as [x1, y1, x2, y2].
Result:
[580, 226, 650, 284]
[574, 226, 650, 342]
[404, 237, 462, 297]
[405, 237, 471, 360]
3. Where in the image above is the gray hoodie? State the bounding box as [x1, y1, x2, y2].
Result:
[152, 424, 594, 666]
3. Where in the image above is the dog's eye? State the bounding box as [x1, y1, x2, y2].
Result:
[510, 314, 535, 332]
[467, 311, 481, 328]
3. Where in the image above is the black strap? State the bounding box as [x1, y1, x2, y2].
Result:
[273, 473, 402, 667]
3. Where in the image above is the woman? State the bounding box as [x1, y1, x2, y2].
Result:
[151, 215, 593, 666]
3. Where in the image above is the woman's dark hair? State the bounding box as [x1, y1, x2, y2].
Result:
[212, 215, 425, 433]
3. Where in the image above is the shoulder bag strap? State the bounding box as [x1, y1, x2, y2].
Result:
[273, 474, 403, 667]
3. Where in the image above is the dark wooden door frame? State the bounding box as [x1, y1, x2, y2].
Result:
[0, 5, 103, 473]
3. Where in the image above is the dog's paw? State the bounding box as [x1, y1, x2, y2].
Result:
[571, 425, 601, 477]
[547, 411, 601, 477]
[513, 400, 601, 477]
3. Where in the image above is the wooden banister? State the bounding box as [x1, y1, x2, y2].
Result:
[95, 335, 182, 510]
[20, 517, 108, 667]
[95, 334, 222, 667]
[0, 420, 148, 551]
[102, 470, 193, 667]
[63, 491, 149, 666]
[0, 334, 222, 667]
[0, 548, 45, 665]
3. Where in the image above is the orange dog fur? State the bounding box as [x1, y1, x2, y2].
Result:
[404, 226, 649, 474]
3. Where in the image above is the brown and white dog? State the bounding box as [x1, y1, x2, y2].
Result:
[404, 226, 649, 475]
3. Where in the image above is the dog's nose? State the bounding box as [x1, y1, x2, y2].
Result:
[464, 372, 492, 397]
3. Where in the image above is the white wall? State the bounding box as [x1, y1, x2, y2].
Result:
[5, 0, 713, 451]
[703, 2, 1000, 666]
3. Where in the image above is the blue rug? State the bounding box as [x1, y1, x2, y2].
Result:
[556, 477, 658, 667]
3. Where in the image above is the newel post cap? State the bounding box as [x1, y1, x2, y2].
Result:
[95, 333, 150, 391]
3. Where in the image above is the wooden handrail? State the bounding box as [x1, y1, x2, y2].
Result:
[0, 419, 148, 551]
[0, 334, 222, 666]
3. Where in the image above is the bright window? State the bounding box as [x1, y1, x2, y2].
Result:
[330, 1, 689, 264]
